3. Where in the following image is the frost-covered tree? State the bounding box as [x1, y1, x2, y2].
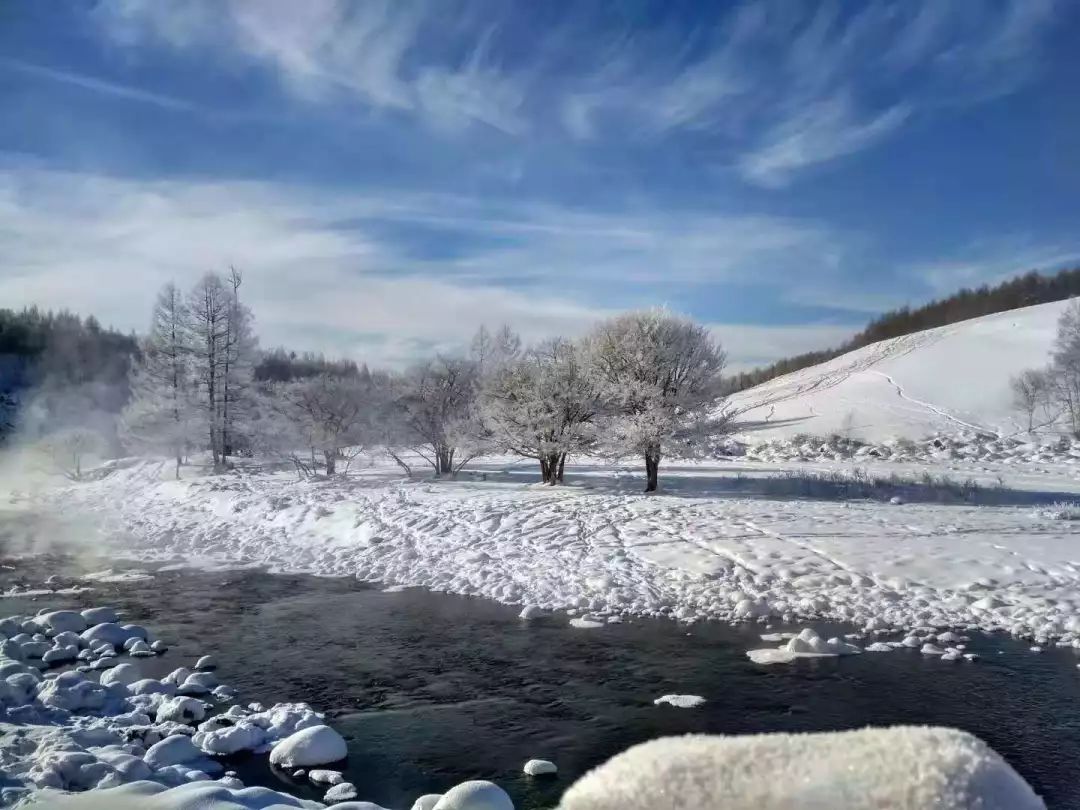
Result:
[1010, 368, 1052, 433]
[1050, 300, 1080, 436]
[389, 355, 481, 476]
[586, 309, 728, 492]
[471, 324, 521, 375]
[185, 270, 257, 468]
[36, 427, 105, 480]
[481, 337, 600, 484]
[268, 373, 379, 475]
[120, 284, 199, 478]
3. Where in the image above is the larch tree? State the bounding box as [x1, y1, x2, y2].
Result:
[120, 283, 199, 478]
[585, 308, 728, 492]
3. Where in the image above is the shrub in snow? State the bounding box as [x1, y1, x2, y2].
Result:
[558, 728, 1043, 810]
[269, 725, 347, 768]
[433, 780, 514, 810]
[523, 759, 558, 775]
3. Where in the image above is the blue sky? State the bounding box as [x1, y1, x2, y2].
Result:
[1, 1, 1078, 368]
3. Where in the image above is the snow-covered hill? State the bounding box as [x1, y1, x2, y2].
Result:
[730, 300, 1067, 442]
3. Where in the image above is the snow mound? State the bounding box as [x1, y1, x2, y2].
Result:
[729, 299, 1068, 442]
[558, 727, 1044, 810]
[269, 725, 347, 768]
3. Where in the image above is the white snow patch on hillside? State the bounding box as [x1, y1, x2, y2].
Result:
[730, 300, 1067, 442]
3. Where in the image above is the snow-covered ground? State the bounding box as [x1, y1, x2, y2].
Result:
[729, 300, 1067, 442]
[17, 446, 1080, 649]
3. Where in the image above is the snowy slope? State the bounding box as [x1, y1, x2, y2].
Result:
[729, 300, 1067, 442]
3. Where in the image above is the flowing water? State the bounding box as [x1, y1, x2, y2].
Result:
[3, 557, 1080, 809]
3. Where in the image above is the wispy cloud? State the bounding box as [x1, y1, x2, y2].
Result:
[0, 162, 865, 367]
[0, 58, 201, 113]
[92, 0, 528, 135]
[906, 238, 1080, 296]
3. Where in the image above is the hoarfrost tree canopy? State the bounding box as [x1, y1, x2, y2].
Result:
[120, 283, 199, 479]
[267, 371, 381, 475]
[586, 309, 729, 491]
[1051, 299, 1080, 436]
[389, 355, 482, 476]
[481, 337, 601, 484]
[185, 269, 258, 469]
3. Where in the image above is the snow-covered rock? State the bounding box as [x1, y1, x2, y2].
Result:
[195, 655, 218, 671]
[156, 696, 208, 724]
[269, 725, 348, 768]
[309, 769, 345, 785]
[36, 610, 88, 635]
[324, 782, 359, 802]
[100, 663, 141, 687]
[144, 734, 203, 769]
[80, 607, 119, 625]
[558, 727, 1044, 810]
[81, 623, 135, 648]
[412, 795, 444, 810]
[433, 780, 514, 810]
[518, 605, 543, 620]
[523, 759, 557, 776]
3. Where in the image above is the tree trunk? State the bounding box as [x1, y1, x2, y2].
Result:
[539, 458, 551, 483]
[644, 451, 660, 493]
[436, 446, 453, 476]
[175, 453, 182, 481]
[556, 453, 566, 484]
[324, 450, 337, 475]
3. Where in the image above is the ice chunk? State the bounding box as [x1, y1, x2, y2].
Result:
[653, 694, 706, 709]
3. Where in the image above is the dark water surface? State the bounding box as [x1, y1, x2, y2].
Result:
[4, 558, 1080, 809]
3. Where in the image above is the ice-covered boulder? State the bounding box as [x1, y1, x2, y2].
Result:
[433, 781, 514, 810]
[269, 725, 348, 768]
[557, 727, 1044, 810]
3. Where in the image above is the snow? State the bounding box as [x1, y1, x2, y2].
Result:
[144, 735, 204, 769]
[728, 300, 1069, 442]
[324, 782, 359, 802]
[33, 780, 324, 808]
[269, 725, 348, 768]
[432, 781, 514, 810]
[411, 795, 443, 810]
[652, 695, 706, 709]
[522, 759, 558, 775]
[558, 727, 1045, 810]
[747, 628, 862, 665]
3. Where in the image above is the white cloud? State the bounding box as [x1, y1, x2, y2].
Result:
[92, 0, 528, 135]
[905, 239, 1080, 296]
[0, 163, 862, 369]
